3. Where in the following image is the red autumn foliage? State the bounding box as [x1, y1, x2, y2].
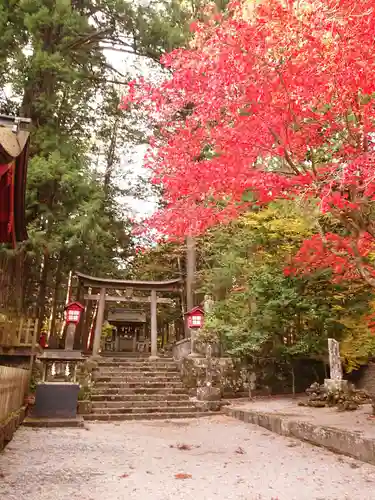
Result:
[121, 0, 375, 285]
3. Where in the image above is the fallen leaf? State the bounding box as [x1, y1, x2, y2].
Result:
[177, 443, 192, 451]
[235, 446, 245, 455]
[119, 473, 129, 478]
[350, 462, 361, 469]
[287, 442, 299, 448]
[175, 473, 192, 479]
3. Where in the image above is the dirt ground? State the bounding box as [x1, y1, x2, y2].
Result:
[1, 415, 375, 500]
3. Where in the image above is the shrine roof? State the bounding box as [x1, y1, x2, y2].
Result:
[0, 115, 32, 245]
[75, 271, 183, 291]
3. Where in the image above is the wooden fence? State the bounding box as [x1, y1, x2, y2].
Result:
[0, 316, 38, 347]
[0, 366, 29, 422]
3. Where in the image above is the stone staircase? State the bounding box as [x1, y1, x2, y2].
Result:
[85, 355, 205, 421]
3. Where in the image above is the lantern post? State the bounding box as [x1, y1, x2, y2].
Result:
[64, 302, 84, 351]
[185, 306, 205, 357]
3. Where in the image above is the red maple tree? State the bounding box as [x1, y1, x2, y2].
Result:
[122, 0, 375, 286]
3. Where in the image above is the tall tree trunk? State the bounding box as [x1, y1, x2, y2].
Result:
[103, 117, 119, 199]
[49, 254, 63, 339]
[74, 279, 84, 349]
[14, 248, 25, 313]
[37, 252, 50, 336]
[177, 257, 187, 338]
[82, 288, 93, 353]
[186, 236, 196, 311]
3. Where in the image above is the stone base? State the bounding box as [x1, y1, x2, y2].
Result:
[32, 382, 80, 419]
[195, 400, 222, 412]
[23, 416, 84, 428]
[324, 379, 348, 393]
[149, 355, 160, 361]
[0, 406, 26, 451]
[77, 400, 92, 415]
[197, 386, 221, 401]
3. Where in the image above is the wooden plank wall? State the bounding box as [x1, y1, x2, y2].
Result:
[0, 366, 29, 422]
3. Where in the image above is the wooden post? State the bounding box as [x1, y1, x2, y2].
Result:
[73, 279, 84, 349]
[187, 236, 201, 356]
[186, 235, 196, 312]
[82, 287, 93, 352]
[92, 287, 106, 357]
[28, 317, 39, 379]
[186, 234, 198, 353]
[149, 289, 158, 360]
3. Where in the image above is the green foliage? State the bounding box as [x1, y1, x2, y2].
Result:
[101, 321, 114, 339]
[340, 316, 375, 372]
[198, 201, 373, 368]
[0, 0, 213, 326]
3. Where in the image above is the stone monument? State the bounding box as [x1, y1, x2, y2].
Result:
[204, 294, 214, 314]
[248, 372, 257, 399]
[196, 344, 221, 403]
[324, 338, 348, 392]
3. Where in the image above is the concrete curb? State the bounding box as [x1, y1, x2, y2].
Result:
[224, 407, 375, 466]
[0, 406, 27, 451]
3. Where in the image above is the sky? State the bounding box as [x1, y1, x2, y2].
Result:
[102, 46, 160, 221]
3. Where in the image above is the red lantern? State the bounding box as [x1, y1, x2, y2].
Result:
[185, 306, 205, 329]
[64, 301, 84, 325]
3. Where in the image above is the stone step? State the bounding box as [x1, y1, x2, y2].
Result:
[90, 354, 193, 422]
[96, 374, 181, 380]
[91, 393, 190, 402]
[95, 376, 181, 383]
[92, 387, 188, 395]
[91, 405, 197, 415]
[97, 362, 178, 369]
[95, 381, 185, 388]
[96, 368, 180, 375]
[96, 366, 179, 373]
[84, 411, 212, 421]
[98, 357, 174, 363]
[92, 400, 194, 409]
[98, 360, 176, 365]
[100, 353, 149, 357]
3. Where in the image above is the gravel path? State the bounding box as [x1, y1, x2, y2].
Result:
[1, 415, 375, 500]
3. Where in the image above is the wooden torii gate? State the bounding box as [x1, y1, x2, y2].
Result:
[75, 272, 182, 359]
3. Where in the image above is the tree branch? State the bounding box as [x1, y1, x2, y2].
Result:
[350, 238, 375, 287]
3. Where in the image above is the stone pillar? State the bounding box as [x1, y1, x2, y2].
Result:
[324, 338, 347, 392]
[92, 287, 106, 357]
[204, 294, 214, 314]
[188, 328, 201, 358]
[328, 338, 343, 379]
[65, 323, 75, 351]
[149, 289, 159, 360]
